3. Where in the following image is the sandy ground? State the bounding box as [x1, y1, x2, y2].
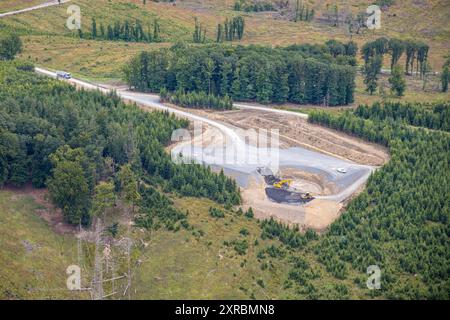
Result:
[241, 180, 343, 231]
[279, 167, 337, 196]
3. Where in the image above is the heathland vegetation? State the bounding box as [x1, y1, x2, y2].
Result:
[0, 60, 240, 226]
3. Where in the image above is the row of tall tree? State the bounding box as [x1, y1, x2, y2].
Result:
[361, 37, 432, 96]
[123, 43, 356, 106]
[0, 60, 241, 225]
[293, 0, 315, 22]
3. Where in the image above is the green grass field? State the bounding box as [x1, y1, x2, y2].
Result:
[133, 197, 291, 299]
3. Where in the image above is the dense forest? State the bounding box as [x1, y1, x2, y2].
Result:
[123, 42, 357, 106]
[0, 61, 240, 225]
[308, 102, 449, 299]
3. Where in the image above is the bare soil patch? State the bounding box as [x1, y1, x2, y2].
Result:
[303, 199, 343, 232]
[214, 108, 390, 166]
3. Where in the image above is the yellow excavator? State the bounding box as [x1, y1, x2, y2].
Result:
[273, 179, 293, 190]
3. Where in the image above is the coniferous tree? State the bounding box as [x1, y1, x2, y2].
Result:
[216, 24, 223, 43]
[107, 25, 114, 40]
[417, 42, 429, 77]
[100, 24, 105, 39]
[193, 17, 203, 43]
[92, 181, 116, 219]
[405, 40, 417, 75]
[153, 19, 161, 42]
[47, 147, 91, 225]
